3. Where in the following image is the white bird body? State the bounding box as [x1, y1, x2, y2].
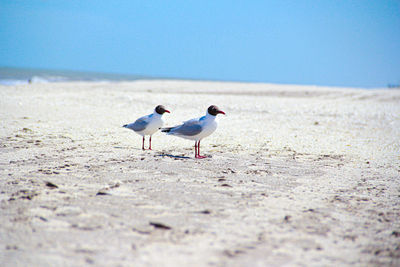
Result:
[161, 105, 225, 158]
[123, 105, 170, 150]
[124, 112, 165, 136]
[165, 113, 218, 141]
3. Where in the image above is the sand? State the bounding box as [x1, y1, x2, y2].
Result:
[0, 80, 399, 266]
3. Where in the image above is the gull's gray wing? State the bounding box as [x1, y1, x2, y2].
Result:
[124, 116, 150, 131]
[170, 120, 203, 136]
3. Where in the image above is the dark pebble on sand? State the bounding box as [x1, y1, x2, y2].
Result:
[38, 216, 48, 222]
[284, 215, 292, 222]
[149, 222, 171, 230]
[304, 208, 315, 212]
[199, 210, 211, 214]
[392, 231, 400, 237]
[45, 181, 58, 189]
[96, 191, 110, 196]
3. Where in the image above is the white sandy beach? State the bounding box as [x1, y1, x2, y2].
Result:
[0, 80, 399, 266]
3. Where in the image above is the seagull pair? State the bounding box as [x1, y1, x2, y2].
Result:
[123, 105, 225, 158]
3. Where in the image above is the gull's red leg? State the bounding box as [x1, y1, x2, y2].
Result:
[142, 136, 145, 150]
[149, 136, 152, 150]
[196, 140, 207, 159]
[194, 141, 198, 158]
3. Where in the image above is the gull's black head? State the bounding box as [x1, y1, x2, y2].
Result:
[207, 105, 225, 116]
[155, 105, 170, 115]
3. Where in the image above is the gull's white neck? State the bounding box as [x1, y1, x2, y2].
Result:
[152, 110, 163, 117]
[204, 112, 217, 121]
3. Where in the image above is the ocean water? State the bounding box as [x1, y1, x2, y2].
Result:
[0, 67, 151, 85]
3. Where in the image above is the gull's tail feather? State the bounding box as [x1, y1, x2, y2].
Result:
[161, 127, 173, 133]
[123, 124, 128, 128]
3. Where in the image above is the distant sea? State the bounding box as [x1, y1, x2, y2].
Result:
[2, 67, 398, 89]
[0, 67, 152, 86]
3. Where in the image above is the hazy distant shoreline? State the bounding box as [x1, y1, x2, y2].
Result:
[0, 66, 152, 86]
[2, 66, 396, 89]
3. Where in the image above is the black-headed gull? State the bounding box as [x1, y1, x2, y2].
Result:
[161, 105, 225, 158]
[123, 105, 170, 150]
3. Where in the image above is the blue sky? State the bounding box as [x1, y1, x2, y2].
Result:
[0, 1, 399, 88]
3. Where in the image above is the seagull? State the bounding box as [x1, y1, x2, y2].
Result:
[161, 105, 225, 158]
[123, 105, 170, 150]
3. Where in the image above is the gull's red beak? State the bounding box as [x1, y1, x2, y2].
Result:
[218, 110, 226, 115]
[165, 110, 170, 113]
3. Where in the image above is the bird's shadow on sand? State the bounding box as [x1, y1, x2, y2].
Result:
[156, 153, 191, 159]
